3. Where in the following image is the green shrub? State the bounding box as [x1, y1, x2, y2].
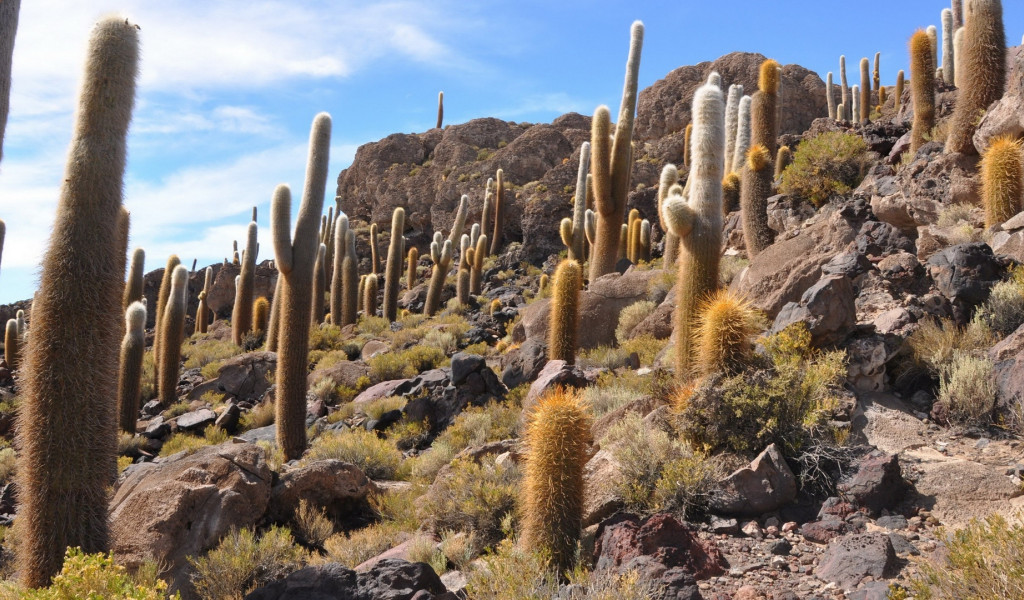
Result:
[580, 383, 645, 419]
[362, 396, 405, 420]
[936, 352, 998, 426]
[189, 526, 305, 600]
[183, 339, 242, 371]
[907, 317, 994, 376]
[308, 324, 345, 351]
[0, 548, 178, 600]
[367, 345, 447, 382]
[908, 514, 1024, 599]
[418, 455, 519, 546]
[305, 428, 408, 480]
[240, 401, 275, 431]
[615, 301, 656, 344]
[411, 400, 518, 483]
[159, 426, 230, 458]
[464, 539, 560, 600]
[778, 132, 872, 207]
[291, 500, 334, 548]
[974, 268, 1024, 337]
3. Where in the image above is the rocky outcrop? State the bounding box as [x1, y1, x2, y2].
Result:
[244, 559, 450, 600]
[973, 46, 1024, 154]
[188, 351, 277, 404]
[143, 261, 278, 331]
[710, 444, 798, 517]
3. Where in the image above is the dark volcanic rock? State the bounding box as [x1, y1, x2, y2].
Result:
[816, 533, 899, 590]
[244, 559, 448, 600]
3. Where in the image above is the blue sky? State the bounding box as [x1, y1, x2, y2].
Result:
[0, 0, 1021, 303]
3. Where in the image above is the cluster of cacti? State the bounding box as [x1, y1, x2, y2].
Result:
[15, 18, 140, 586]
[117, 301, 146, 433]
[520, 387, 592, 573]
[548, 259, 582, 364]
[980, 136, 1024, 228]
[232, 221, 257, 345]
[910, 29, 936, 155]
[272, 113, 331, 461]
[859, 57, 870, 124]
[589, 21, 643, 281]
[424, 233, 453, 316]
[383, 207, 405, 321]
[741, 145, 774, 257]
[946, 0, 1006, 155]
[693, 290, 761, 377]
[560, 142, 590, 262]
[196, 266, 213, 334]
[663, 77, 724, 380]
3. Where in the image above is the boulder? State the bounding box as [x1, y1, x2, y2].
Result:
[973, 46, 1024, 154]
[925, 243, 1005, 320]
[189, 351, 277, 404]
[816, 533, 899, 590]
[111, 443, 272, 595]
[522, 360, 588, 419]
[709, 444, 797, 517]
[267, 460, 374, 524]
[837, 452, 907, 517]
[498, 337, 547, 390]
[771, 275, 857, 347]
[244, 559, 448, 600]
[582, 449, 625, 528]
[308, 361, 371, 391]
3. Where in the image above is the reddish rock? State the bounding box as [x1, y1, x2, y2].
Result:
[592, 513, 727, 580]
[521, 360, 588, 420]
[836, 452, 907, 517]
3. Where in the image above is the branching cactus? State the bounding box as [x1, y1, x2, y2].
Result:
[383, 207, 405, 321]
[471, 234, 487, 295]
[560, 142, 590, 262]
[158, 265, 187, 407]
[659, 164, 680, 266]
[117, 301, 146, 434]
[406, 246, 418, 291]
[490, 169, 505, 255]
[272, 112, 331, 461]
[329, 214, 349, 326]
[424, 237, 453, 316]
[588, 21, 644, 281]
[520, 387, 592, 573]
[341, 229, 358, 326]
[548, 259, 583, 364]
[981, 136, 1023, 228]
[232, 221, 257, 345]
[910, 30, 936, 155]
[663, 81, 724, 381]
[741, 145, 774, 257]
[947, 0, 1005, 154]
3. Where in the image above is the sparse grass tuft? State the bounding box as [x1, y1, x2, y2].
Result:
[305, 428, 408, 480]
[615, 301, 656, 344]
[419, 455, 519, 547]
[189, 526, 305, 600]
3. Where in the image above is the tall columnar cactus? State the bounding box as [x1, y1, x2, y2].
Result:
[363, 273, 379, 317]
[839, 55, 850, 121]
[947, 0, 1006, 155]
[369, 222, 380, 275]
[548, 259, 582, 364]
[722, 172, 740, 215]
[341, 230, 358, 326]
[424, 237, 453, 316]
[560, 142, 590, 262]
[683, 123, 692, 170]
[942, 8, 955, 85]
[311, 243, 326, 325]
[953, 27, 964, 88]
[658, 164, 680, 266]
[436, 91, 443, 129]
[980, 136, 1024, 228]
[153, 254, 180, 383]
[447, 195, 468, 250]
[878, 86, 887, 110]
[272, 113, 331, 461]
[383, 207, 405, 321]
[480, 177, 493, 257]
[520, 387, 592, 573]
[752, 59, 780, 162]
[896, 70, 905, 110]
[329, 214, 348, 326]
[826, 72, 836, 122]
[639, 220, 652, 262]
[0, 0, 19, 165]
[859, 58, 870, 124]
[322, 208, 336, 286]
[588, 21, 644, 281]
[15, 309, 25, 342]
[731, 95, 752, 175]
[851, 85, 860, 126]
[836, 103, 844, 121]
[116, 301, 146, 434]
[663, 81, 724, 380]
[196, 266, 213, 334]
[471, 234, 487, 295]
[16, 20, 140, 585]
[157, 266, 188, 408]
[617, 223, 628, 261]
[252, 297, 270, 335]
[584, 209, 597, 265]
[627, 217, 642, 263]
[693, 290, 761, 377]
[910, 30, 936, 155]
[470, 222, 480, 248]
[122, 247, 145, 311]
[927, 25, 939, 70]
[4, 319, 17, 370]
[873, 52, 881, 93]
[232, 221, 257, 346]
[775, 146, 793, 178]
[457, 248, 472, 305]
[266, 276, 283, 350]
[741, 145, 774, 257]
[406, 246, 418, 291]
[490, 169, 505, 255]
[724, 84, 742, 174]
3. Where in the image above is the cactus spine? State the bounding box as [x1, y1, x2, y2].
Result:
[548, 259, 582, 364]
[942, 8, 955, 86]
[471, 234, 487, 294]
[947, 0, 1006, 155]
[424, 237, 453, 316]
[490, 169, 505, 255]
[659, 164, 680, 266]
[253, 297, 269, 336]
[4, 319, 17, 370]
[859, 58, 870, 124]
[17, 22, 140, 582]
[663, 80, 724, 381]
[363, 273, 379, 317]
[117, 301, 146, 433]
[232, 221, 257, 345]
[436, 91, 443, 129]
[157, 266, 188, 407]
[383, 207, 405, 321]
[741, 145, 774, 257]
[520, 387, 592, 573]
[980, 136, 1023, 228]
[153, 254, 180, 383]
[724, 84, 742, 174]
[122, 247, 145, 311]
[272, 113, 331, 461]
[839, 55, 850, 120]
[589, 21, 644, 281]
[731, 95, 752, 175]
[561, 142, 590, 262]
[826, 72, 836, 123]
[910, 30, 936, 155]
[329, 214, 349, 326]
[341, 230, 358, 326]
[693, 290, 760, 377]
[406, 246, 418, 290]
[197, 267, 213, 334]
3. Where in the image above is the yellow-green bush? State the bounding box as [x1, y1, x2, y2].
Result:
[159, 426, 230, 458]
[367, 345, 448, 382]
[308, 324, 346, 352]
[615, 301, 656, 344]
[411, 400, 518, 483]
[183, 339, 243, 371]
[907, 317, 994, 376]
[974, 268, 1024, 338]
[936, 352, 998, 426]
[0, 548, 178, 600]
[778, 132, 872, 207]
[305, 428, 408, 480]
[189, 526, 305, 600]
[418, 455, 519, 546]
[240, 401, 275, 431]
[291, 500, 334, 548]
[321, 486, 420, 567]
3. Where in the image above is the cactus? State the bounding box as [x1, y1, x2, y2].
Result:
[741, 145, 774, 257]
[480, 177, 493, 257]
[683, 122, 692, 170]
[406, 246, 418, 291]
[424, 237, 453, 316]
[910, 30, 936, 156]
[658, 164, 681, 265]
[752, 59, 780, 167]
[122, 247, 144, 311]
[369, 222, 381, 275]
[457, 248, 472, 305]
[447, 195, 468, 251]
[584, 208, 597, 265]
[341, 230, 358, 326]
[322, 208, 335, 285]
[470, 234, 487, 294]
[839, 55, 850, 120]
[896, 70, 905, 110]
[953, 27, 964, 88]
[153, 254, 180, 383]
[252, 297, 269, 336]
[469, 222, 480, 248]
[157, 265, 188, 409]
[311, 243, 327, 325]
[0, 0, 18, 164]
[272, 112, 331, 461]
[232, 221, 257, 345]
[859, 57, 870, 124]
[548, 259, 582, 364]
[639, 219, 652, 262]
[490, 169, 505, 255]
[724, 84, 743, 174]
[775, 145, 793, 179]
[589, 21, 644, 281]
[266, 275, 283, 350]
[693, 289, 761, 377]
[953, 0, 964, 29]
[4, 319, 17, 370]
[382, 207, 406, 321]
[436, 91, 443, 129]
[731, 95, 752, 176]
[627, 216, 642, 263]
[826, 72, 836, 123]
[116, 301, 146, 434]
[851, 85, 860, 126]
[329, 214, 349, 326]
[942, 9, 955, 86]
[663, 81, 724, 380]
[617, 223, 628, 262]
[947, 0, 1006, 155]
[196, 267, 213, 335]
[980, 136, 1023, 228]
[363, 273, 379, 317]
[489, 298, 502, 315]
[15, 309, 24, 342]
[873, 52, 881, 93]
[561, 142, 590, 262]
[878, 86, 887, 111]
[722, 172, 740, 215]
[836, 103, 844, 121]
[520, 387, 592, 572]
